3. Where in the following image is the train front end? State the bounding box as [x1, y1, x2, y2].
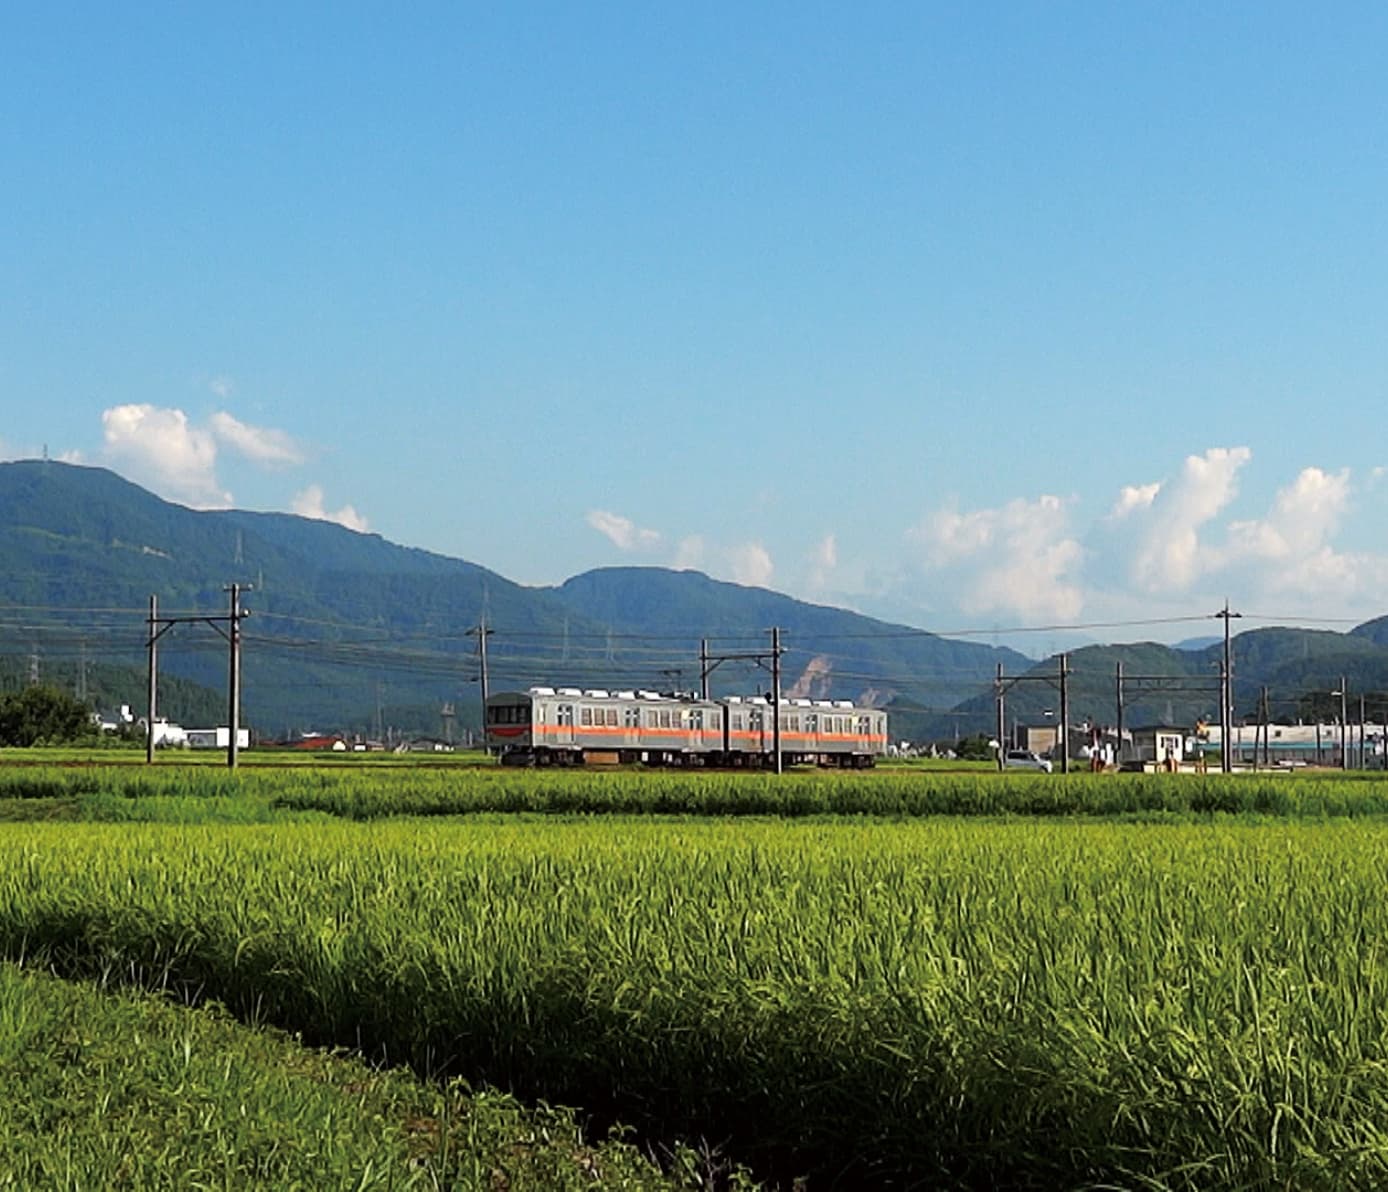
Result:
[484, 690, 536, 764]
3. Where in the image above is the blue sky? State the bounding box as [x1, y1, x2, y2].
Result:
[4, 3, 1388, 646]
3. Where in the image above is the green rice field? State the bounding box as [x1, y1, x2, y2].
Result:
[4, 762, 1388, 1187]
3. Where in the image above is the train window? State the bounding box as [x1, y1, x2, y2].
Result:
[858, 716, 871, 735]
[623, 707, 640, 728]
[689, 709, 704, 731]
[605, 708, 618, 726]
[732, 713, 744, 730]
[658, 710, 672, 729]
[711, 711, 722, 730]
[580, 707, 593, 727]
[557, 704, 574, 726]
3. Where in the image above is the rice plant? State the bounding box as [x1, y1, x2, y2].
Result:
[2, 816, 1388, 1185]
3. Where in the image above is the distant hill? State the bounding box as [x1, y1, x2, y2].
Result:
[0, 461, 1028, 738]
[944, 627, 1388, 739]
[1173, 635, 1220, 652]
[549, 567, 1032, 742]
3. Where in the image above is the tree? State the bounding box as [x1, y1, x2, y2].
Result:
[0, 685, 96, 746]
[953, 733, 995, 761]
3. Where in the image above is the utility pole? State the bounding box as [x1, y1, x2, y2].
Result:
[226, 582, 249, 770]
[700, 638, 710, 700]
[1332, 679, 1343, 771]
[1057, 653, 1070, 773]
[1328, 678, 1349, 769]
[147, 595, 159, 763]
[467, 618, 494, 742]
[1359, 691, 1366, 770]
[1216, 601, 1242, 773]
[1114, 661, 1124, 768]
[771, 626, 782, 775]
[995, 663, 1006, 772]
[1259, 686, 1271, 769]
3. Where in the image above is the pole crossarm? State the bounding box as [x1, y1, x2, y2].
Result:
[700, 631, 785, 773]
[996, 673, 1062, 697]
[143, 588, 251, 770]
[994, 655, 1069, 772]
[1115, 674, 1221, 710]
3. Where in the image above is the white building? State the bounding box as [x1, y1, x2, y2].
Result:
[186, 727, 251, 750]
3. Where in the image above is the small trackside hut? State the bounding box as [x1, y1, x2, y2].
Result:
[485, 687, 887, 768]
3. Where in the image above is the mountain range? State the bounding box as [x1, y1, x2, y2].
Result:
[4, 460, 1388, 742]
[0, 460, 1031, 739]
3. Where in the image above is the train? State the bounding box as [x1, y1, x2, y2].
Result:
[485, 686, 888, 768]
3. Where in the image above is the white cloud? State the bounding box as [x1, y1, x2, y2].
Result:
[1109, 482, 1161, 519]
[101, 404, 230, 508]
[585, 509, 662, 551]
[209, 411, 304, 467]
[1227, 467, 1348, 562]
[99, 403, 305, 508]
[808, 533, 838, 589]
[906, 494, 1084, 620]
[1217, 466, 1367, 597]
[1124, 447, 1251, 592]
[292, 484, 370, 533]
[209, 376, 235, 399]
[673, 535, 705, 570]
[728, 542, 775, 587]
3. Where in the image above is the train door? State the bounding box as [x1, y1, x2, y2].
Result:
[750, 708, 766, 753]
[554, 702, 575, 745]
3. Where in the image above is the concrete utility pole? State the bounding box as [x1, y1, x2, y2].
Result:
[771, 626, 783, 775]
[226, 582, 248, 770]
[467, 618, 494, 743]
[147, 595, 158, 763]
[1057, 653, 1070, 773]
[1338, 677, 1349, 770]
[995, 662, 1006, 772]
[1216, 601, 1242, 773]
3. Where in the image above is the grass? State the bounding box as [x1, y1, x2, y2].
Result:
[8, 759, 1388, 824]
[4, 815, 1388, 1186]
[0, 961, 702, 1190]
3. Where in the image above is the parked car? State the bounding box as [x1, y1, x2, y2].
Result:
[1003, 748, 1053, 773]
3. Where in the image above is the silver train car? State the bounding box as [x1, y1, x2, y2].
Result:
[485, 686, 887, 768]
